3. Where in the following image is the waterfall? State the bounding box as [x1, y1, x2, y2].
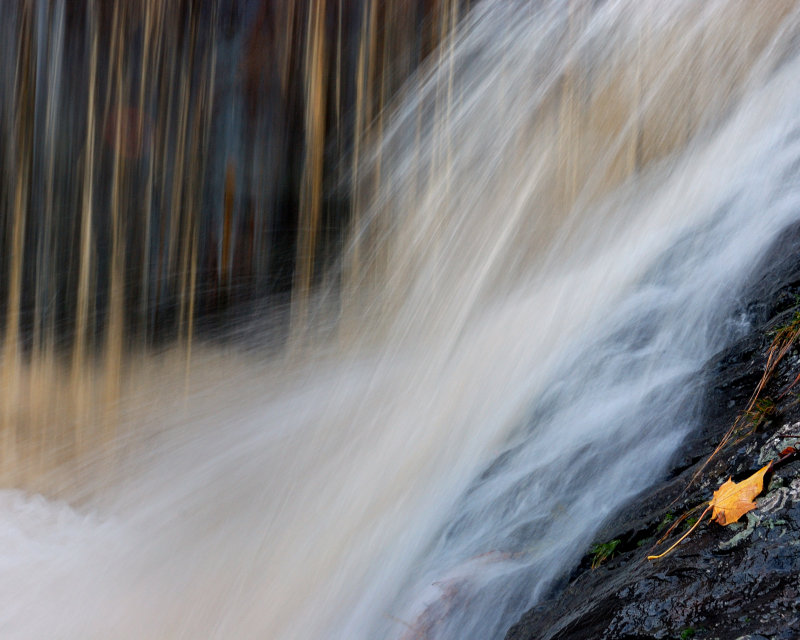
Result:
[2, 1, 800, 638]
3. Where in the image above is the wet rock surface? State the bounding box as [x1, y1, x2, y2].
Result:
[505, 226, 800, 640]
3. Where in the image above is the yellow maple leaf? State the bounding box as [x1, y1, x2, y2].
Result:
[648, 463, 772, 560]
[710, 463, 772, 526]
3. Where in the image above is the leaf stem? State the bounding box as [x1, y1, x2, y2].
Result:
[647, 504, 711, 561]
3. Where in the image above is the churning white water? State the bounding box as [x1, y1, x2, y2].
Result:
[4, 1, 800, 638]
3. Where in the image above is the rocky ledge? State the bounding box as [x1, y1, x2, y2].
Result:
[506, 226, 800, 640]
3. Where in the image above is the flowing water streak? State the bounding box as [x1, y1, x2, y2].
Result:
[3, 1, 800, 639]
[0, 0, 455, 485]
[339, 4, 800, 637]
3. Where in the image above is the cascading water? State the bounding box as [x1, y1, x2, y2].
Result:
[3, 1, 800, 638]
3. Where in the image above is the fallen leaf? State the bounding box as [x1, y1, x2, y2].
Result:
[648, 462, 773, 560]
[709, 463, 772, 526]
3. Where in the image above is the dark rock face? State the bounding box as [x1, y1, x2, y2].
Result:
[505, 224, 800, 640]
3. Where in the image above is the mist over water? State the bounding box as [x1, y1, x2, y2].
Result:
[3, 1, 800, 638]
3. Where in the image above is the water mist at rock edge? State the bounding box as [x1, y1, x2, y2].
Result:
[3, 1, 800, 639]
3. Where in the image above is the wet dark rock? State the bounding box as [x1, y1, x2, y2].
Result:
[505, 226, 800, 640]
